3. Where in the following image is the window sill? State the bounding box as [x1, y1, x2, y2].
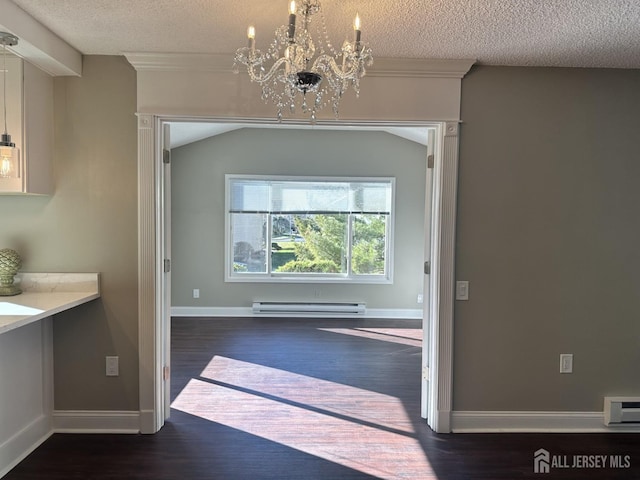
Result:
[225, 274, 393, 285]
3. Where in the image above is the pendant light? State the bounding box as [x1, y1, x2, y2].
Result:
[0, 32, 19, 179]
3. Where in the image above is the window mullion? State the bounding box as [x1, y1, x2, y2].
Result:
[267, 213, 273, 275]
[385, 214, 390, 277]
[347, 213, 353, 278]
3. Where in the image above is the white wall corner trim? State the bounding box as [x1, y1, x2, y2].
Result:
[171, 306, 422, 319]
[137, 113, 162, 435]
[425, 121, 459, 434]
[0, 415, 52, 478]
[52, 411, 141, 434]
[451, 411, 640, 433]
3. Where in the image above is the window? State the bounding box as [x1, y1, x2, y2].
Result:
[226, 175, 395, 283]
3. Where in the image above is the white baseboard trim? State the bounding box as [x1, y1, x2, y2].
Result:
[52, 410, 140, 434]
[429, 409, 452, 433]
[138, 409, 158, 434]
[0, 415, 52, 478]
[171, 306, 251, 317]
[171, 306, 422, 319]
[451, 411, 640, 433]
[366, 308, 422, 319]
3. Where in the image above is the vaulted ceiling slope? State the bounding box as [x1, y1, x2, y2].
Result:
[168, 123, 431, 148]
[9, 0, 640, 69]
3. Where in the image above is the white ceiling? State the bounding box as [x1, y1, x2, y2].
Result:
[9, 0, 640, 69]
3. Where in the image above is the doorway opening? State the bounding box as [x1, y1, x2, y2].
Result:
[141, 117, 457, 435]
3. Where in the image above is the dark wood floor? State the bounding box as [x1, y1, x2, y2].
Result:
[5, 317, 639, 479]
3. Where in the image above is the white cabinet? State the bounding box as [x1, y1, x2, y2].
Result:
[0, 56, 53, 195]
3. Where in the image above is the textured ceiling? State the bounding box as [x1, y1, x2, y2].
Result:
[9, 0, 640, 69]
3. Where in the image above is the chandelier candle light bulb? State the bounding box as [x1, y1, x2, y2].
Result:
[247, 26, 255, 51]
[354, 14, 361, 43]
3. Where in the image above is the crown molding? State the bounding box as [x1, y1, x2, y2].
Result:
[124, 52, 475, 79]
[366, 57, 476, 78]
[124, 52, 232, 73]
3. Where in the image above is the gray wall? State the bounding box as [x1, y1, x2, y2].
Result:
[171, 128, 427, 310]
[454, 66, 640, 411]
[0, 56, 139, 410]
[2, 58, 638, 416]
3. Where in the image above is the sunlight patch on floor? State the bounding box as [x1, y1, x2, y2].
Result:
[199, 355, 414, 432]
[172, 375, 435, 480]
[319, 327, 422, 347]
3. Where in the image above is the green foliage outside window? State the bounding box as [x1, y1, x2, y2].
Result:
[276, 214, 386, 275]
[352, 215, 386, 275]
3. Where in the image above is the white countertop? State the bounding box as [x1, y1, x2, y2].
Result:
[0, 273, 100, 335]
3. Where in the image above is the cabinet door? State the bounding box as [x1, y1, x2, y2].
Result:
[0, 55, 24, 193]
[22, 61, 53, 195]
[0, 57, 53, 195]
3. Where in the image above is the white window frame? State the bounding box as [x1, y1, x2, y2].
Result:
[224, 174, 395, 284]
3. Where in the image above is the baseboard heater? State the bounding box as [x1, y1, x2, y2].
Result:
[604, 396, 640, 426]
[252, 301, 366, 317]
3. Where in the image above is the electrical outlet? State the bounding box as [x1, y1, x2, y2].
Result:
[193, 289, 200, 298]
[417, 294, 424, 304]
[106, 356, 119, 376]
[560, 354, 573, 374]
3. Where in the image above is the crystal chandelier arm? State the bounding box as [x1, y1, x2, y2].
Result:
[312, 53, 363, 81]
[246, 56, 289, 84]
[235, 41, 292, 85]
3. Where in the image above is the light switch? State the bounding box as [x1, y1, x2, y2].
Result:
[106, 356, 119, 376]
[456, 281, 469, 300]
[560, 354, 573, 373]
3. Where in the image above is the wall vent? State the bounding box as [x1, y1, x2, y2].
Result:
[604, 396, 640, 426]
[252, 301, 366, 317]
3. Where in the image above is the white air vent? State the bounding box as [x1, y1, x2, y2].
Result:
[604, 396, 640, 426]
[252, 301, 366, 317]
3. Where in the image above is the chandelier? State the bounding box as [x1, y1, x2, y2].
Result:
[233, 1, 373, 121]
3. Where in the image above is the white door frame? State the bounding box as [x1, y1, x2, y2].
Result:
[160, 124, 172, 421]
[136, 115, 460, 434]
[426, 121, 460, 432]
[421, 128, 435, 420]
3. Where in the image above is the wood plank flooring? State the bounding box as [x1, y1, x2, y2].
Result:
[5, 317, 639, 479]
